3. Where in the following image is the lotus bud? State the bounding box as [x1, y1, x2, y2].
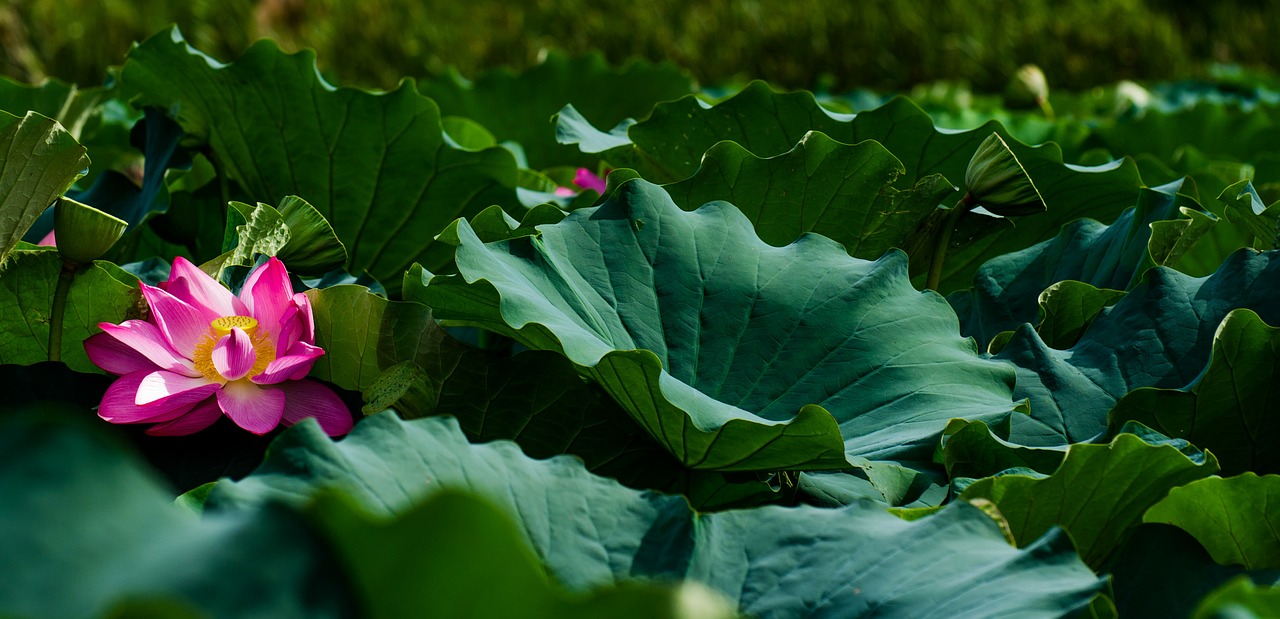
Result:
[963, 133, 1045, 217]
[53, 197, 127, 264]
[1007, 64, 1054, 119]
[1010, 65, 1048, 104]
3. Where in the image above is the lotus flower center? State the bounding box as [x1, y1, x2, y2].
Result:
[211, 315, 258, 335]
[192, 315, 276, 382]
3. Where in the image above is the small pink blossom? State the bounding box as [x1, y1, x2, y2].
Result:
[84, 256, 353, 437]
[555, 168, 608, 197]
[573, 168, 608, 194]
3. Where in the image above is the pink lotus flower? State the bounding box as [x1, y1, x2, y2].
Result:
[84, 256, 353, 437]
[554, 168, 608, 197]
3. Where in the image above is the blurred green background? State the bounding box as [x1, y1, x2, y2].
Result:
[2, 0, 1279, 92]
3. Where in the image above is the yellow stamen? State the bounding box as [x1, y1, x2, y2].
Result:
[192, 316, 277, 382]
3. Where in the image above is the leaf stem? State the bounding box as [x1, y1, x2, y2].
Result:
[48, 258, 77, 362]
[925, 193, 976, 292]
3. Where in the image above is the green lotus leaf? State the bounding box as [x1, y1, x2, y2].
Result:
[1146, 474, 1280, 570]
[0, 110, 89, 262]
[1108, 524, 1273, 619]
[1090, 102, 1280, 167]
[1192, 577, 1280, 619]
[960, 428, 1220, 569]
[305, 284, 467, 393]
[410, 179, 1022, 471]
[396, 347, 777, 510]
[1107, 309, 1280, 475]
[948, 179, 1210, 348]
[205, 195, 347, 278]
[309, 490, 740, 619]
[0, 248, 139, 372]
[421, 51, 694, 169]
[662, 131, 956, 261]
[0, 77, 131, 185]
[1219, 180, 1280, 251]
[939, 418, 1067, 480]
[0, 406, 353, 618]
[996, 250, 1280, 446]
[1032, 281, 1127, 350]
[118, 27, 522, 290]
[205, 413, 1103, 617]
[558, 82, 1145, 292]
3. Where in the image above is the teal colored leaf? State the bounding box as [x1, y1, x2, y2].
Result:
[948, 179, 1207, 347]
[305, 284, 465, 393]
[0, 407, 353, 618]
[0, 248, 139, 372]
[1107, 309, 1280, 475]
[1146, 474, 1280, 570]
[308, 490, 739, 619]
[996, 250, 1280, 446]
[393, 348, 777, 510]
[559, 83, 1145, 292]
[662, 131, 956, 261]
[412, 179, 1021, 471]
[1193, 577, 1280, 619]
[960, 429, 1220, 569]
[421, 51, 694, 169]
[119, 27, 521, 290]
[1033, 281, 1127, 350]
[207, 413, 1103, 617]
[0, 110, 89, 262]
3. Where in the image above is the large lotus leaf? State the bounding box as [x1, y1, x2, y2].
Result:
[305, 284, 467, 394]
[420, 51, 694, 169]
[1145, 474, 1280, 570]
[411, 179, 1022, 471]
[308, 490, 738, 619]
[662, 131, 956, 260]
[1107, 310, 1280, 475]
[0, 109, 89, 261]
[996, 250, 1280, 446]
[1193, 577, 1280, 619]
[960, 428, 1220, 569]
[0, 406, 353, 618]
[206, 413, 1102, 617]
[948, 179, 1209, 347]
[118, 27, 521, 289]
[381, 346, 777, 510]
[0, 248, 140, 372]
[1107, 524, 1278, 619]
[558, 83, 1144, 292]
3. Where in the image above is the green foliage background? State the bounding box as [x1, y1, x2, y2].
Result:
[5, 0, 1280, 92]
